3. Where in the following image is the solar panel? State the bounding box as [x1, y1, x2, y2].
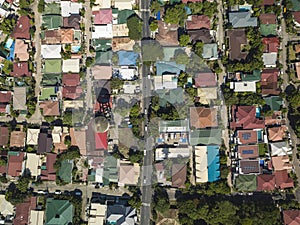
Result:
[242, 133, 251, 140]
[242, 150, 254, 155]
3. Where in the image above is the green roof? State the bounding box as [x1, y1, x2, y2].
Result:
[45, 199, 73, 225]
[189, 128, 222, 146]
[156, 88, 184, 107]
[42, 15, 62, 29]
[40, 87, 57, 101]
[235, 174, 257, 192]
[43, 3, 61, 15]
[103, 155, 118, 185]
[95, 51, 112, 64]
[42, 74, 61, 86]
[44, 59, 62, 74]
[118, 9, 135, 24]
[264, 96, 283, 111]
[260, 24, 277, 37]
[202, 43, 218, 59]
[291, 0, 300, 11]
[59, 159, 73, 183]
[163, 47, 185, 61]
[74, 30, 81, 41]
[241, 69, 261, 81]
[93, 39, 112, 52]
[159, 120, 189, 133]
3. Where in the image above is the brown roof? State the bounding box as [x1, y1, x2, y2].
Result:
[62, 86, 83, 99]
[261, 0, 275, 5]
[238, 145, 259, 159]
[61, 28, 74, 44]
[261, 69, 280, 95]
[172, 164, 187, 188]
[39, 101, 60, 116]
[239, 160, 260, 174]
[268, 126, 286, 142]
[7, 152, 24, 177]
[41, 153, 57, 181]
[283, 210, 300, 225]
[272, 155, 293, 171]
[10, 62, 31, 77]
[0, 126, 9, 147]
[256, 174, 275, 191]
[186, 15, 210, 30]
[190, 107, 218, 129]
[63, 15, 81, 29]
[274, 170, 294, 189]
[227, 29, 248, 61]
[11, 15, 31, 40]
[10, 131, 26, 148]
[194, 72, 217, 87]
[13, 197, 36, 225]
[259, 13, 276, 24]
[188, 29, 213, 44]
[62, 73, 80, 86]
[237, 130, 258, 145]
[262, 37, 279, 53]
[14, 39, 29, 61]
[0, 91, 11, 103]
[265, 111, 283, 126]
[70, 128, 86, 155]
[295, 44, 300, 53]
[37, 132, 53, 154]
[156, 21, 179, 46]
[293, 11, 300, 24]
[43, 30, 61, 44]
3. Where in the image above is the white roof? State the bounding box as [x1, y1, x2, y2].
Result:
[26, 153, 42, 177]
[114, 0, 134, 10]
[0, 195, 14, 217]
[95, 167, 103, 183]
[88, 203, 106, 224]
[270, 141, 292, 156]
[263, 53, 277, 67]
[52, 126, 62, 144]
[119, 67, 137, 80]
[195, 146, 208, 183]
[61, 1, 82, 17]
[62, 59, 80, 73]
[155, 147, 190, 161]
[123, 84, 137, 94]
[231, 81, 257, 92]
[29, 210, 44, 225]
[0, 8, 8, 17]
[154, 75, 178, 90]
[27, 129, 40, 145]
[13, 86, 27, 110]
[92, 0, 111, 10]
[92, 24, 113, 39]
[63, 100, 84, 111]
[41, 45, 61, 59]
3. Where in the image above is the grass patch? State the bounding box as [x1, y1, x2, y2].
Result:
[289, 45, 296, 61]
[258, 143, 268, 157]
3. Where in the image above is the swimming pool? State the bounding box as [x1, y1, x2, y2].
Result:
[256, 107, 260, 118]
[4, 38, 13, 49]
[72, 45, 81, 53]
[7, 40, 15, 61]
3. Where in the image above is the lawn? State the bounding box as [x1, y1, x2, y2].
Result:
[258, 143, 268, 157]
[289, 45, 296, 61]
[260, 24, 277, 37]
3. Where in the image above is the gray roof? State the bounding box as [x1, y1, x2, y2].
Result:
[229, 11, 258, 28]
[262, 52, 277, 67]
[13, 87, 27, 110]
[106, 205, 136, 225]
[202, 43, 218, 59]
[189, 128, 222, 145]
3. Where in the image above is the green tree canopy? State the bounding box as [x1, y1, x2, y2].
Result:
[127, 14, 142, 40]
[164, 4, 187, 26]
[179, 34, 190, 47]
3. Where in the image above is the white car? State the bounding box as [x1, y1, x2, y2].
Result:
[148, 74, 151, 79]
[144, 149, 147, 156]
[54, 190, 62, 195]
[145, 125, 148, 132]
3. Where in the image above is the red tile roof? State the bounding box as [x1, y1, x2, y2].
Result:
[10, 62, 31, 77]
[41, 153, 57, 181]
[62, 73, 80, 86]
[274, 170, 294, 189]
[7, 152, 24, 177]
[62, 86, 83, 99]
[0, 91, 11, 103]
[172, 164, 187, 188]
[11, 16, 31, 40]
[237, 130, 258, 145]
[13, 196, 36, 225]
[186, 15, 210, 30]
[0, 127, 9, 147]
[194, 72, 217, 87]
[230, 106, 265, 130]
[257, 174, 275, 191]
[259, 13, 276, 24]
[293, 11, 300, 24]
[189, 107, 218, 129]
[261, 69, 280, 95]
[262, 37, 279, 53]
[283, 210, 300, 225]
[238, 145, 259, 159]
[95, 132, 108, 150]
[93, 9, 112, 25]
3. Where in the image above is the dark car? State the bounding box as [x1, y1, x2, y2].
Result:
[74, 189, 82, 196]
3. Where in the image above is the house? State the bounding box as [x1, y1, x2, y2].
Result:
[37, 132, 53, 154]
[155, 61, 185, 76]
[237, 130, 259, 145]
[13, 197, 36, 225]
[43, 59, 62, 73]
[95, 132, 108, 150]
[10, 131, 26, 148]
[228, 11, 257, 28]
[26, 153, 42, 178]
[172, 164, 187, 188]
[118, 162, 140, 186]
[293, 11, 300, 27]
[42, 15, 62, 30]
[259, 13, 276, 24]
[264, 96, 283, 111]
[103, 155, 118, 185]
[40, 101, 60, 116]
[186, 15, 210, 30]
[117, 51, 139, 66]
[189, 128, 222, 145]
[267, 126, 287, 142]
[92, 65, 112, 80]
[58, 159, 73, 183]
[63, 100, 84, 111]
[0, 194, 14, 217]
[11, 15, 31, 40]
[156, 21, 179, 46]
[113, 0, 135, 10]
[60, 28, 74, 44]
[155, 147, 191, 161]
[70, 128, 87, 155]
[106, 204, 137, 225]
[13, 87, 27, 111]
[112, 25, 130, 37]
[60, 1, 82, 17]
[7, 151, 25, 177]
[92, 24, 113, 39]
[283, 210, 300, 225]
[270, 141, 292, 156]
[62, 73, 82, 99]
[40, 85, 57, 100]
[189, 107, 218, 129]
[63, 15, 81, 29]
[0, 126, 9, 147]
[93, 9, 112, 25]
[0, 91, 11, 113]
[272, 155, 293, 171]
[88, 203, 107, 225]
[230, 105, 265, 130]
[274, 170, 294, 189]
[155, 163, 168, 185]
[202, 43, 218, 60]
[95, 50, 112, 64]
[14, 39, 29, 61]
[235, 174, 257, 192]
[158, 120, 189, 145]
[29, 210, 44, 225]
[156, 88, 185, 107]
[154, 74, 178, 90]
[239, 159, 260, 174]
[43, 29, 61, 44]
[238, 145, 259, 159]
[263, 52, 277, 68]
[40, 153, 57, 181]
[261, 0, 275, 5]
[188, 29, 213, 44]
[194, 72, 217, 87]
[230, 81, 257, 92]
[227, 29, 248, 60]
[261, 69, 280, 95]
[45, 199, 74, 225]
[265, 111, 284, 126]
[41, 44, 62, 59]
[10, 62, 31, 77]
[62, 59, 80, 73]
[256, 174, 275, 191]
[195, 146, 208, 183]
[262, 37, 279, 53]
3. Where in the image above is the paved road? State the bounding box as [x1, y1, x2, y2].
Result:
[216, 0, 225, 47]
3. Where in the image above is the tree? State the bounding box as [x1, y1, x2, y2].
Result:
[179, 34, 190, 47]
[142, 41, 164, 62]
[16, 176, 30, 193]
[193, 42, 204, 57]
[0, 15, 17, 35]
[1, 60, 13, 75]
[86, 57, 94, 67]
[150, 0, 161, 14]
[111, 77, 124, 90]
[164, 4, 187, 26]
[38, 0, 45, 13]
[174, 52, 189, 65]
[127, 14, 142, 40]
[149, 20, 158, 31]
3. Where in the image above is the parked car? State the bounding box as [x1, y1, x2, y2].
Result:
[54, 190, 62, 195]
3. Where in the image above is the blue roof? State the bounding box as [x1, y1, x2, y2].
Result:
[184, 6, 192, 15]
[157, 11, 161, 20]
[207, 146, 220, 182]
[117, 51, 139, 66]
[156, 61, 185, 76]
[7, 41, 15, 61]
